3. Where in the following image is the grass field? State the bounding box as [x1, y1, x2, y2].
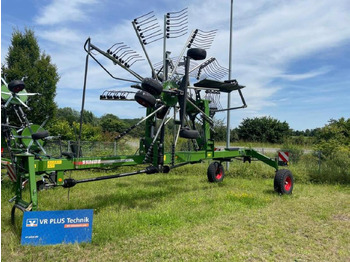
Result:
[1, 162, 350, 261]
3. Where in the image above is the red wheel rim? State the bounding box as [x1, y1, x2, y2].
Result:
[136, 98, 148, 107]
[216, 167, 223, 180]
[284, 176, 292, 191]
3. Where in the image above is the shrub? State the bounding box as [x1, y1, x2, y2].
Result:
[309, 151, 350, 184]
[281, 143, 304, 164]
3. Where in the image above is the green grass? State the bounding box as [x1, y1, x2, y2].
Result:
[2, 163, 350, 261]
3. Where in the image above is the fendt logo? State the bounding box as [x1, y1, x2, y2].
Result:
[26, 218, 38, 227]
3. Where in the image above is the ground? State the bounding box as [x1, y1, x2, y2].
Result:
[1, 163, 349, 261]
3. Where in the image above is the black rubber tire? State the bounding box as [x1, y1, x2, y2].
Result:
[207, 162, 225, 182]
[274, 169, 294, 194]
[187, 48, 207, 61]
[8, 80, 25, 93]
[135, 91, 156, 108]
[141, 78, 163, 96]
[37, 180, 46, 191]
[179, 127, 199, 139]
[155, 104, 169, 119]
[32, 130, 49, 140]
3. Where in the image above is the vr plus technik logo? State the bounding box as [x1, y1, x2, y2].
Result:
[26, 218, 38, 227]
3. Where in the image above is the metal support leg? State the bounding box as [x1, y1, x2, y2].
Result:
[27, 155, 38, 210]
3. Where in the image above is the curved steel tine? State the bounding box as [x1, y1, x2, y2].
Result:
[208, 64, 226, 79]
[197, 29, 218, 34]
[194, 34, 216, 42]
[143, 32, 163, 40]
[167, 12, 188, 21]
[136, 14, 155, 25]
[192, 43, 212, 49]
[166, 7, 188, 18]
[125, 54, 142, 63]
[107, 42, 123, 54]
[118, 50, 136, 59]
[167, 22, 187, 30]
[170, 29, 188, 35]
[128, 59, 145, 67]
[204, 65, 220, 80]
[167, 7, 187, 15]
[138, 17, 158, 28]
[167, 31, 187, 39]
[212, 60, 229, 75]
[134, 11, 153, 21]
[143, 37, 164, 45]
[167, 24, 188, 32]
[134, 11, 154, 23]
[138, 24, 160, 34]
[112, 44, 128, 55]
[195, 35, 216, 42]
[141, 29, 162, 39]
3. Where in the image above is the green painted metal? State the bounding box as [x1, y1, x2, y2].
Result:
[20, 124, 45, 149]
[12, 143, 279, 211]
[1, 84, 28, 105]
[245, 149, 278, 170]
[161, 81, 178, 106]
[9, 89, 280, 212]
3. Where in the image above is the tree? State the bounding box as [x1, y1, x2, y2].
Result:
[237, 116, 290, 143]
[2, 28, 59, 125]
[56, 107, 98, 126]
[315, 117, 350, 157]
[56, 107, 80, 125]
[100, 114, 126, 133]
[212, 119, 227, 141]
[47, 120, 75, 140]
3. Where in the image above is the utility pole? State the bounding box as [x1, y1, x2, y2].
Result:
[226, 0, 234, 170]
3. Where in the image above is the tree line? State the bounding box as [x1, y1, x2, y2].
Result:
[47, 107, 143, 141]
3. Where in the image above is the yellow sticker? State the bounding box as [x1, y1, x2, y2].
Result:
[207, 153, 212, 157]
[47, 160, 62, 169]
[164, 155, 166, 161]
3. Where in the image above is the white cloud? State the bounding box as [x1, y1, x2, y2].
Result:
[35, 0, 98, 25]
[277, 67, 332, 81]
[37, 28, 83, 45]
[6, 0, 347, 128]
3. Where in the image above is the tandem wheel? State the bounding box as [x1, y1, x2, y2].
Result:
[207, 161, 225, 182]
[274, 169, 294, 195]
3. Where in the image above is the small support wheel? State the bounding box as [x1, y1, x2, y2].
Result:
[187, 48, 207, 61]
[155, 103, 169, 119]
[274, 169, 294, 194]
[8, 80, 25, 93]
[207, 162, 224, 182]
[141, 78, 163, 96]
[179, 127, 199, 139]
[135, 91, 156, 108]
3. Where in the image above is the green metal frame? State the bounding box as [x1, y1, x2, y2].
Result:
[6, 40, 280, 215]
[12, 140, 278, 212]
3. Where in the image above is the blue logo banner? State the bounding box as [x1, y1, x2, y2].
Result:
[21, 209, 93, 245]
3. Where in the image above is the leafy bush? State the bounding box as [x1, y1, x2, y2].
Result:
[314, 117, 350, 157]
[237, 116, 290, 143]
[309, 151, 350, 184]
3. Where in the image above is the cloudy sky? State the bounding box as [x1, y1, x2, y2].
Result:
[2, 0, 349, 131]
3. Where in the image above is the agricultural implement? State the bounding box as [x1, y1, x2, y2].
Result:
[1, 8, 294, 223]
